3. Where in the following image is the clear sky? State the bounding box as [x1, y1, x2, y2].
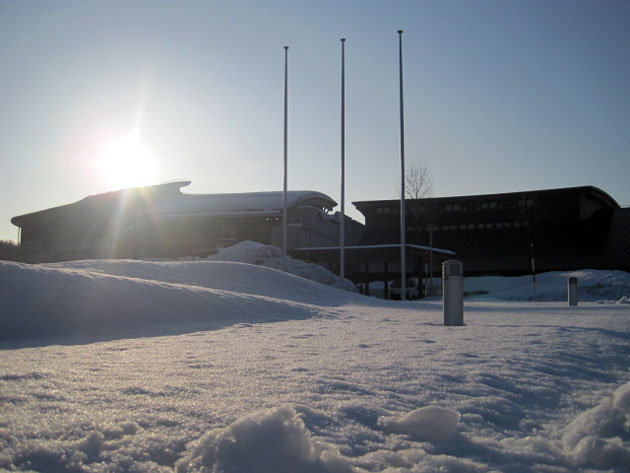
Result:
[1, 0, 628, 241]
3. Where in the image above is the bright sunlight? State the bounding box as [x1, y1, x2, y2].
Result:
[94, 134, 158, 189]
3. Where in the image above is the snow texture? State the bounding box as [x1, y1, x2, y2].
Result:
[377, 406, 461, 441]
[1, 254, 630, 473]
[175, 406, 352, 473]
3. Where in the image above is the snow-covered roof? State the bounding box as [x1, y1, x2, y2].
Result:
[150, 190, 337, 218]
[11, 182, 337, 226]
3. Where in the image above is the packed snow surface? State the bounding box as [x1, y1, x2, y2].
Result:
[1, 254, 629, 472]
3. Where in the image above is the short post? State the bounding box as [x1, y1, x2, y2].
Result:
[443, 260, 464, 326]
[568, 277, 578, 306]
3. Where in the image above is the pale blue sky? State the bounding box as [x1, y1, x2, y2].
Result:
[1, 0, 628, 241]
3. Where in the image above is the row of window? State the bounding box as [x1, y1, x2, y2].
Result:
[374, 199, 535, 215]
[407, 221, 531, 232]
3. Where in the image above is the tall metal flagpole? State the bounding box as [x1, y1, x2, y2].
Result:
[340, 38, 346, 280]
[398, 30, 407, 301]
[283, 45, 289, 271]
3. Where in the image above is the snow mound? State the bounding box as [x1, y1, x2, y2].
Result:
[465, 269, 630, 302]
[208, 241, 358, 293]
[0, 259, 359, 340]
[377, 406, 461, 442]
[613, 381, 630, 414]
[562, 381, 630, 469]
[175, 406, 353, 473]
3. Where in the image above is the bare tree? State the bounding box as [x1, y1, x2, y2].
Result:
[403, 160, 434, 199]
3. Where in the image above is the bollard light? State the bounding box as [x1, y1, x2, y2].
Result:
[568, 277, 578, 306]
[443, 260, 464, 326]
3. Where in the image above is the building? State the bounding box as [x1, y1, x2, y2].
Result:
[13, 182, 627, 285]
[353, 186, 630, 276]
[11, 181, 363, 263]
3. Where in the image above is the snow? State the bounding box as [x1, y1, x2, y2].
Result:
[377, 406, 461, 442]
[151, 190, 337, 218]
[465, 269, 630, 303]
[1, 249, 630, 472]
[207, 241, 358, 293]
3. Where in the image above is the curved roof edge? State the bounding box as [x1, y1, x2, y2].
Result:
[353, 185, 620, 210]
[11, 185, 338, 227]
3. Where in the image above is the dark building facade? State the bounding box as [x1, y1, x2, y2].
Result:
[354, 186, 629, 276]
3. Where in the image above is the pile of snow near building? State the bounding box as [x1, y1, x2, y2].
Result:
[205, 240, 358, 293]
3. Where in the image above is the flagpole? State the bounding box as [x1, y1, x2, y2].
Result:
[398, 30, 406, 301]
[283, 45, 289, 271]
[340, 38, 346, 280]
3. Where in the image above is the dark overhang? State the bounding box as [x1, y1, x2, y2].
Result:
[290, 243, 455, 265]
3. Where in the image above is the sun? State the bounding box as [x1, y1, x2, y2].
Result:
[95, 134, 158, 189]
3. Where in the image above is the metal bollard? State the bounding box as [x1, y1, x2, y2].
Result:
[443, 260, 464, 326]
[568, 277, 578, 306]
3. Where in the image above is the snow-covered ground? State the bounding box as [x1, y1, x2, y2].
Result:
[1, 247, 629, 472]
[465, 270, 630, 304]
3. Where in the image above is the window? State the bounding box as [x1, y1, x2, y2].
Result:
[375, 208, 383, 214]
[489, 202, 497, 209]
[496, 222, 503, 229]
[384, 207, 391, 214]
[445, 204, 453, 211]
[453, 204, 461, 211]
[481, 202, 488, 210]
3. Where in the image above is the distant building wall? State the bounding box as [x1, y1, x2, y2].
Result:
[353, 186, 628, 275]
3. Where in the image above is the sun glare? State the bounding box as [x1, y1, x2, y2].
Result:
[95, 135, 158, 189]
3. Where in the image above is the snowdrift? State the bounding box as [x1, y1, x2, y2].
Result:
[0, 257, 362, 340]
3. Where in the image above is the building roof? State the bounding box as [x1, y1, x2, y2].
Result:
[151, 190, 337, 219]
[353, 185, 620, 210]
[11, 181, 338, 227]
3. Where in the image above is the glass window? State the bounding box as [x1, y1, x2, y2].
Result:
[375, 208, 383, 214]
[481, 202, 488, 209]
